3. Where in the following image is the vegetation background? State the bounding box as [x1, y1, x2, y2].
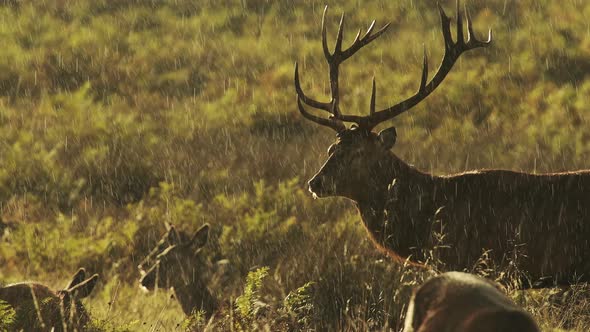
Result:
[0, 0, 589, 330]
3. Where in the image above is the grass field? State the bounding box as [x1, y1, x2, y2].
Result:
[1, 0, 590, 330]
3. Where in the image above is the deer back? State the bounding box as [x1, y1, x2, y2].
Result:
[403, 272, 540, 332]
[0, 268, 98, 332]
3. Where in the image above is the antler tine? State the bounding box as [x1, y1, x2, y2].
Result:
[465, 5, 493, 48]
[294, 6, 347, 132]
[450, 1, 493, 51]
[340, 20, 391, 61]
[366, 20, 377, 38]
[370, 77, 376, 115]
[294, 62, 345, 132]
[324, 7, 389, 116]
[353, 28, 362, 44]
[297, 96, 345, 132]
[295, 5, 391, 131]
[294, 62, 332, 111]
[336, 1, 491, 130]
[455, 0, 464, 45]
[438, 3, 453, 51]
[419, 45, 429, 92]
[334, 12, 345, 53]
[321, 6, 331, 60]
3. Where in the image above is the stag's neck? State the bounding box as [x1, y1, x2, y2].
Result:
[356, 152, 433, 213]
[355, 153, 436, 260]
[173, 279, 218, 317]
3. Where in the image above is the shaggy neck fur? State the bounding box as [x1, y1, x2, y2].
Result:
[354, 151, 437, 264]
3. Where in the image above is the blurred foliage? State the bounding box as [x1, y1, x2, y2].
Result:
[0, 300, 16, 331]
[234, 266, 270, 327]
[0, 0, 588, 330]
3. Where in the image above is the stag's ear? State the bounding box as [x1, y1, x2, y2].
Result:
[378, 126, 397, 150]
[69, 274, 99, 299]
[190, 224, 210, 252]
[65, 268, 87, 290]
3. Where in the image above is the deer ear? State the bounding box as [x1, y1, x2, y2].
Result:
[69, 274, 99, 299]
[65, 268, 87, 290]
[378, 126, 397, 150]
[190, 224, 210, 251]
[166, 224, 181, 244]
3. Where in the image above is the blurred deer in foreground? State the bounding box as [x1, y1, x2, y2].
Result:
[0, 268, 99, 332]
[138, 223, 219, 317]
[403, 272, 540, 332]
[296, 2, 590, 288]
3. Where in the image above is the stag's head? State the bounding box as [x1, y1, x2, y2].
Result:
[308, 125, 398, 200]
[138, 223, 210, 292]
[296, 2, 491, 202]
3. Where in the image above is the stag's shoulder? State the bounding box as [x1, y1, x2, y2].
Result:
[0, 282, 54, 298]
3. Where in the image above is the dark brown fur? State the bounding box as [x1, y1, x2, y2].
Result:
[309, 128, 590, 287]
[0, 268, 99, 332]
[138, 223, 219, 317]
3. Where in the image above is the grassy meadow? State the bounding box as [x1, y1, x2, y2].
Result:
[1, 0, 590, 330]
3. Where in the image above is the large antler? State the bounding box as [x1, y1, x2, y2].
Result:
[295, 1, 492, 132]
[295, 5, 391, 132]
[337, 1, 492, 130]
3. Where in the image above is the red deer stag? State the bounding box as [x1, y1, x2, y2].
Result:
[138, 223, 219, 317]
[0, 268, 99, 331]
[295, 2, 590, 288]
[403, 272, 540, 332]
